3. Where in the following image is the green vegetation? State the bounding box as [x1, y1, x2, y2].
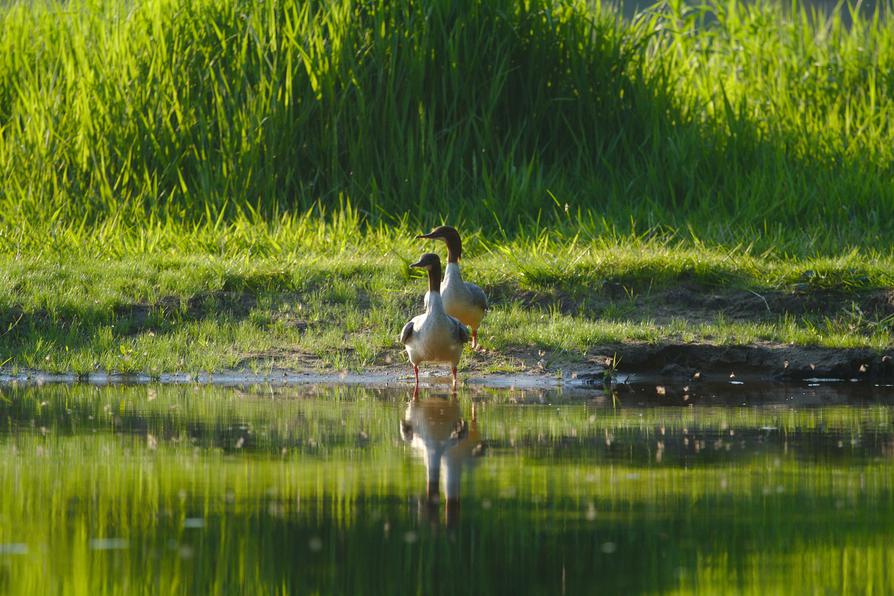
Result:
[4, 3, 892, 589]
[0, 0, 893, 373]
[2, 384, 893, 594]
[1, 0, 894, 251]
[1, 225, 893, 374]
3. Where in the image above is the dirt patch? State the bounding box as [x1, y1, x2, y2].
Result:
[238, 342, 894, 386]
[644, 286, 894, 325]
[496, 281, 894, 326]
[234, 347, 322, 370]
[588, 342, 894, 381]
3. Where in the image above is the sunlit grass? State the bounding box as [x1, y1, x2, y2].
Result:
[2, 0, 894, 373]
[0, 0, 893, 252]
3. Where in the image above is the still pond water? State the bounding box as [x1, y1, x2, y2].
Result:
[1, 380, 893, 594]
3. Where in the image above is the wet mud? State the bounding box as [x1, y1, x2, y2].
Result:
[588, 342, 893, 382]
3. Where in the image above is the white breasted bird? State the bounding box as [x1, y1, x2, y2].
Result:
[416, 226, 488, 349]
[399, 253, 470, 390]
[399, 396, 484, 527]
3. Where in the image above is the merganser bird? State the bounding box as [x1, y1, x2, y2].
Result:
[399, 253, 470, 390]
[399, 396, 484, 527]
[399, 395, 469, 503]
[416, 226, 488, 349]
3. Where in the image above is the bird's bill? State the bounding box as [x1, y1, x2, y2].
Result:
[416, 231, 440, 240]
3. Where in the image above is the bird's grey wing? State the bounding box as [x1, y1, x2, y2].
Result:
[451, 317, 470, 344]
[399, 320, 414, 345]
[448, 420, 468, 443]
[465, 282, 488, 311]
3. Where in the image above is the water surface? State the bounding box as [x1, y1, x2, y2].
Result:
[1, 382, 893, 594]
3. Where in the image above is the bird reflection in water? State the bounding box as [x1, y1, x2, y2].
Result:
[399, 391, 485, 528]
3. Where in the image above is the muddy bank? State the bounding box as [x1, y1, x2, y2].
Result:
[2, 340, 893, 390]
[0, 368, 573, 391]
[2, 280, 892, 386]
[587, 342, 893, 382]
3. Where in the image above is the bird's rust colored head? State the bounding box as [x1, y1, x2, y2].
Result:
[410, 252, 442, 293]
[417, 226, 462, 263]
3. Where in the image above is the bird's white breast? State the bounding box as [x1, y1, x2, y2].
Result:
[404, 292, 464, 365]
[441, 263, 484, 328]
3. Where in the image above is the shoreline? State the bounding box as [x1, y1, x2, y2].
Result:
[3, 341, 892, 388]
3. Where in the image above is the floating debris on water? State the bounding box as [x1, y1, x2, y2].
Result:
[0, 543, 28, 555]
[89, 538, 128, 551]
[585, 503, 597, 521]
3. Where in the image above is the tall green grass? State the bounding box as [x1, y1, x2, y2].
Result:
[0, 0, 893, 253]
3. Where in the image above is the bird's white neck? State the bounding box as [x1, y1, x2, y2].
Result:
[443, 456, 462, 499]
[423, 445, 443, 486]
[444, 262, 463, 285]
[424, 290, 445, 314]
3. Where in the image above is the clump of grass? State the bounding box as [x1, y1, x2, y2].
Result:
[1, 0, 894, 252]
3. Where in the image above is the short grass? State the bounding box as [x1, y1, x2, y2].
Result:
[0, 218, 891, 375]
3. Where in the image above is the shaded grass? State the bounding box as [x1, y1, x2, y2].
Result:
[0, 224, 891, 374]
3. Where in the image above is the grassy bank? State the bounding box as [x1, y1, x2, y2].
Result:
[0, 220, 892, 375]
[1, 0, 894, 251]
[1, 0, 893, 374]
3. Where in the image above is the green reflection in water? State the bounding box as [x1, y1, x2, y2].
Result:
[0, 383, 892, 594]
